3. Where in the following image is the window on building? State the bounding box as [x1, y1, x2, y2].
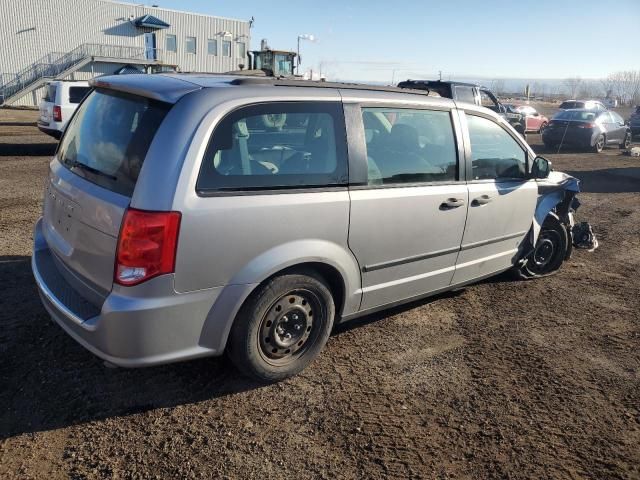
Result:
[166, 34, 177, 53]
[361, 107, 458, 185]
[207, 39, 217, 56]
[237, 41, 246, 58]
[222, 40, 231, 57]
[466, 114, 527, 180]
[197, 102, 347, 192]
[185, 36, 196, 54]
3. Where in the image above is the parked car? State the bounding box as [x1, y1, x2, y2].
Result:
[542, 109, 631, 152]
[397, 80, 527, 136]
[602, 98, 618, 108]
[628, 105, 640, 138]
[558, 99, 607, 112]
[508, 105, 549, 133]
[38, 80, 91, 139]
[32, 74, 595, 381]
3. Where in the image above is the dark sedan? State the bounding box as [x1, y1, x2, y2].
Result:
[542, 109, 631, 152]
[628, 106, 640, 138]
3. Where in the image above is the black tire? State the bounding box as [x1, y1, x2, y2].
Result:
[620, 133, 631, 149]
[516, 214, 568, 279]
[592, 134, 605, 153]
[227, 272, 335, 382]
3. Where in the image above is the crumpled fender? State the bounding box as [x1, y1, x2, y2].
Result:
[532, 171, 581, 242]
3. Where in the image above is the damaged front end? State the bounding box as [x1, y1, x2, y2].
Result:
[517, 170, 598, 278]
[534, 171, 598, 254]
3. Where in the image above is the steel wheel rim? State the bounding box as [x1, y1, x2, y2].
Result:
[258, 289, 321, 365]
[624, 135, 631, 148]
[527, 230, 562, 275]
[596, 136, 604, 151]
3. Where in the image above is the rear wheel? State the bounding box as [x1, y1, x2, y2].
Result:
[227, 273, 335, 382]
[516, 215, 568, 279]
[592, 134, 605, 153]
[620, 133, 631, 149]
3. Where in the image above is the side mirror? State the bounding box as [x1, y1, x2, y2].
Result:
[531, 156, 552, 179]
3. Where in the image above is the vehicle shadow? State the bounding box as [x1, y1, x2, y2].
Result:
[0, 142, 57, 156]
[0, 255, 264, 440]
[0, 255, 519, 440]
[566, 168, 640, 193]
[0, 121, 37, 127]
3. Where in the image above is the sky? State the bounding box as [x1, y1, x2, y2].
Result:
[125, 0, 639, 83]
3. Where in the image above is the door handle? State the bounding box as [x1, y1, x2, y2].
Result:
[440, 198, 465, 209]
[472, 195, 492, 206]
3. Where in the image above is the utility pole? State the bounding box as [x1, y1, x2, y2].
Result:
[439, 70, 442, 81]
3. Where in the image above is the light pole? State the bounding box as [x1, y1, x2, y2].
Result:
[297, 34, 315, 75]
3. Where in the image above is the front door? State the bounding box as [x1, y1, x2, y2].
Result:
[452, 111, 538, 284]
[348, 105, 468, 311]
[144, 33, 156, 60]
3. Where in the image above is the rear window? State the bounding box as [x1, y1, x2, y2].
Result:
[196, 102, 347, 193]
[57, 89, 170, 196]
[42, 84, 57, 102]
[553, 110, 596, 121]
[68, 86, 91, 104]
[559, 101, 583, 109]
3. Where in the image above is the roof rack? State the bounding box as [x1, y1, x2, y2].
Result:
[228, 76, 439, 96]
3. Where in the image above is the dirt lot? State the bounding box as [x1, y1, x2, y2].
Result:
[1, 108, 639, 479]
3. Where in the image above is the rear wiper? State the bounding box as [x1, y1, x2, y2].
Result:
[69, 160, 117, 180]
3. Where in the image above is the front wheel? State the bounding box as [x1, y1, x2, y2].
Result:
[620, 133, 631, 149]
[592, 134, 605, 153]
[227, 273, 335, 382]
[516, 215, 568, 279]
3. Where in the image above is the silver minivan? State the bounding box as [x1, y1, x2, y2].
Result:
[32, 74, 593, 381]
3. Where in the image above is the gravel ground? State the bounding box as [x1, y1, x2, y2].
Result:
[1, 108, 639, 479]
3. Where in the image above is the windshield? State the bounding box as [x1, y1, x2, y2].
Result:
[57, 89, 170, 196]
[553, 110, 597, 121]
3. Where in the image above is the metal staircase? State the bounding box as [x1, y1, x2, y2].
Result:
[0, 43, 160, 105]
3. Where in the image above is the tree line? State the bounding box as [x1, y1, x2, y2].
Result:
[489, 70, 640, 105]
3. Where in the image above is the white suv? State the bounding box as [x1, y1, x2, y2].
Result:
[38, 81, 91, 139]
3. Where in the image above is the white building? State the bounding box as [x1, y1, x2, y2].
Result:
[0, 0, 251, 106]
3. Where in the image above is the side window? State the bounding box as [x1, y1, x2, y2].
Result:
[610, 112, 624, 124]
[466, 114, 527, 181]
[68, 86, 91, 104]
[479, 90, 498, 109]
[197, 102, 347, 192]
[455, 86, 476, 104]
[361, 107, 458, 185]
[598, 112, 612, 124]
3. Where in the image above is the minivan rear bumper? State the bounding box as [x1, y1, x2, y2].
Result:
[32, 218, 224, 367]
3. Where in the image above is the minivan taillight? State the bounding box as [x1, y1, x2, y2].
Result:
[115, 208, 181, 286]
[53, 105, 62, 122]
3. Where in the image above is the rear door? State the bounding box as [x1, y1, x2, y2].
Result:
[347, 103, 468, 310]
[452, 111, 537, 284]
[43, 89, 170, 302]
